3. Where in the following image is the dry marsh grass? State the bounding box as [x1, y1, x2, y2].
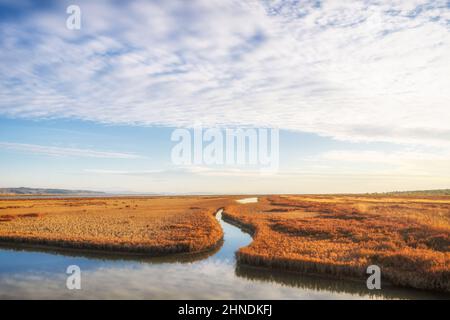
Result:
[223, 195, 450, 292]
[1, 194, 449, 292]
[0, 196, 231, 256]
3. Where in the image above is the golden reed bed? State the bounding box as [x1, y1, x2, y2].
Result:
[223, 195, 450, 292]
[0, 196, 233, 256]
[0, 194, 449, 292]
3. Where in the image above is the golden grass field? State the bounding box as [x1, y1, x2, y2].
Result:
[0, 196, 233, 255]
[223, 195, 450, 292]
[0, 194, 449, 292]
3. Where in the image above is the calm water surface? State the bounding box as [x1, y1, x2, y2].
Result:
[0, 210, 448, 299]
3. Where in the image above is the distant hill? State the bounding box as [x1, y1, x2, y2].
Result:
[381, 189, 450, 196]
[0, 187, 105, 195]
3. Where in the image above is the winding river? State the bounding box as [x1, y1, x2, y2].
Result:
[0, 206, 447, 299]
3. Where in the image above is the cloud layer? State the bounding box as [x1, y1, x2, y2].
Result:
[0, 142, 141, 159]
[0, 0, 449, 146]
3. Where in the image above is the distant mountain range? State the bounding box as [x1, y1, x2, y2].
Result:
[0, 188, 217, 196]
[1, 187, 448, 196]
[0, 187, 106, 195]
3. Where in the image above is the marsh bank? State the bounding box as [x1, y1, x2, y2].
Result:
[0, 204, 448, 299]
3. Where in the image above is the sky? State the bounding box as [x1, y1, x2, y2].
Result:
[0, 0, 449, 194]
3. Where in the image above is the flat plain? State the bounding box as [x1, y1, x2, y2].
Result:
[0, 194, 449, 292]
[0, 196, 233, 255]
[224, 195, 450, 292]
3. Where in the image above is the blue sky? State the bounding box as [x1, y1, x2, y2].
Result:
[0, 0, 449, 194]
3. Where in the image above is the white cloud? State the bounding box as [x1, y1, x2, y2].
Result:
[316, 148, 450, 178]
[83, 169, 161, 175]
[321, 149, 450, 164]
[83, 166, 262, 177]
[0, 142, 141, 159]
[0, 0, 449, 147]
